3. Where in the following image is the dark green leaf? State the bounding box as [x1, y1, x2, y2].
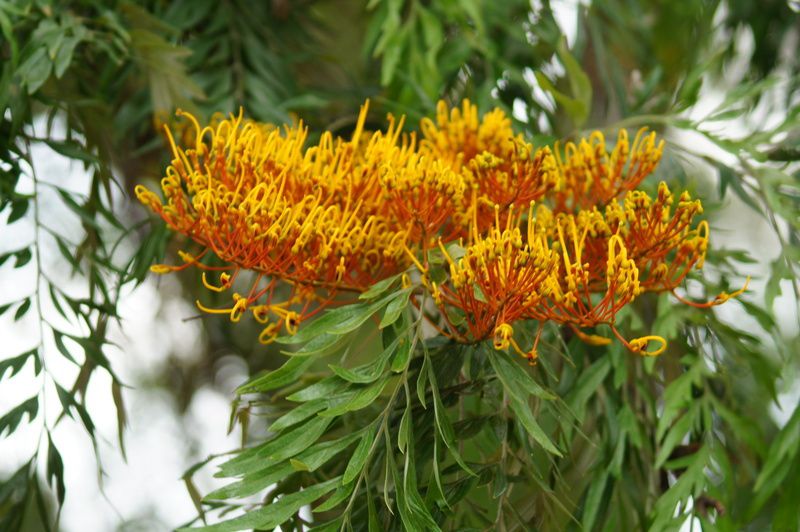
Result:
[46, 436, 65, 505]
[379, 287, 411, 328]
[0, 396, 39, 436]
[188, 478, 341, 532]
[508, 395, 562, 456]
[13, 299, 31, 321]
[319, 376, 390, 417]
[0, 349, 38, 379]
[343, 420, 379, 484]
[236, 356, 313, 394]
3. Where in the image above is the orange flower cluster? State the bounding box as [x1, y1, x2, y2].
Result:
[137, 100, 740, 356]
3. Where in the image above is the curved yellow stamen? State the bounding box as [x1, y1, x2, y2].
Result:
[284, 311, 301, 335]
[202, 271, 232, 292]
[195, 300, 234, 315]
[493, 323, 514, 350]
[628, 335, 667, 356]
[230, 294, 248, 322]
[258, 323, 281, 344]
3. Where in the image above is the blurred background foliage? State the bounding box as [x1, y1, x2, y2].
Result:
[1, 0, 799, 530]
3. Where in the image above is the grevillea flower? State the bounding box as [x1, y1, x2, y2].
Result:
[136, 103, 414, 343]
[137, 99, 742, 358]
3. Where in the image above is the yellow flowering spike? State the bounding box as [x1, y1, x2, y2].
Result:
[434, 212, 557, 344]
[420, 100, 524, 168]
[554, 128, 664, 211]
[467, 145, 561, 234]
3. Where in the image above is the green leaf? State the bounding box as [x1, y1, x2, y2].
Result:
[319, 376, 390, 417]
[279, 292, 399, 346]
[186, 477, 340, 532]
[209, 434, 360, 500]
[751, 404, 800, 507]
[52, 330, 78, 364]
[53, 36, 80, 78]
[0, 349, 38, 379]
[428, 357, 475, 475]
[397, 402, 411, 453]
[379, 287, 411, 328]
[314, 481, 356, 513]
[6, 200, 28, 224]
[343, 420, 380, 484]
[508, 395, 562, 456]
[0, 396, 39, 436]
[13, 298, 30, 321]
[655, 407, 696, 468]
[651, 446, 710, 527]
[566, 357, 610, 422]
[205, 463, 295, 501]
[328, 332, 398, 384]
[54, 382, 95, 435]
[286, 376, 349, 402]
[359, 274, 401, 300]
[288, 331, 352, 357]
[269, 399, 329, 433]
[488, 349, 555, 402]
[17, 47, 52, 93]
[112, 380, 128, 460]
[582, 471, 608, 530]
[46, 436, 66, 505]
[236, 356, 313, 394]
[14, 249, 31, 268]
[557, 38, 592, 127]
[326, 292, 404, 335]
[217, 416, 332, 477]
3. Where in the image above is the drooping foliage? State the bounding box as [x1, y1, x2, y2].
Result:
[1, 0, 798, 530]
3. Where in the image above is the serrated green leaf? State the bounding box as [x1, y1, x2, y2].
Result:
[46, 436, 65, 505]
[0, 349, 38, 379]
[0, 396, 39, 436]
